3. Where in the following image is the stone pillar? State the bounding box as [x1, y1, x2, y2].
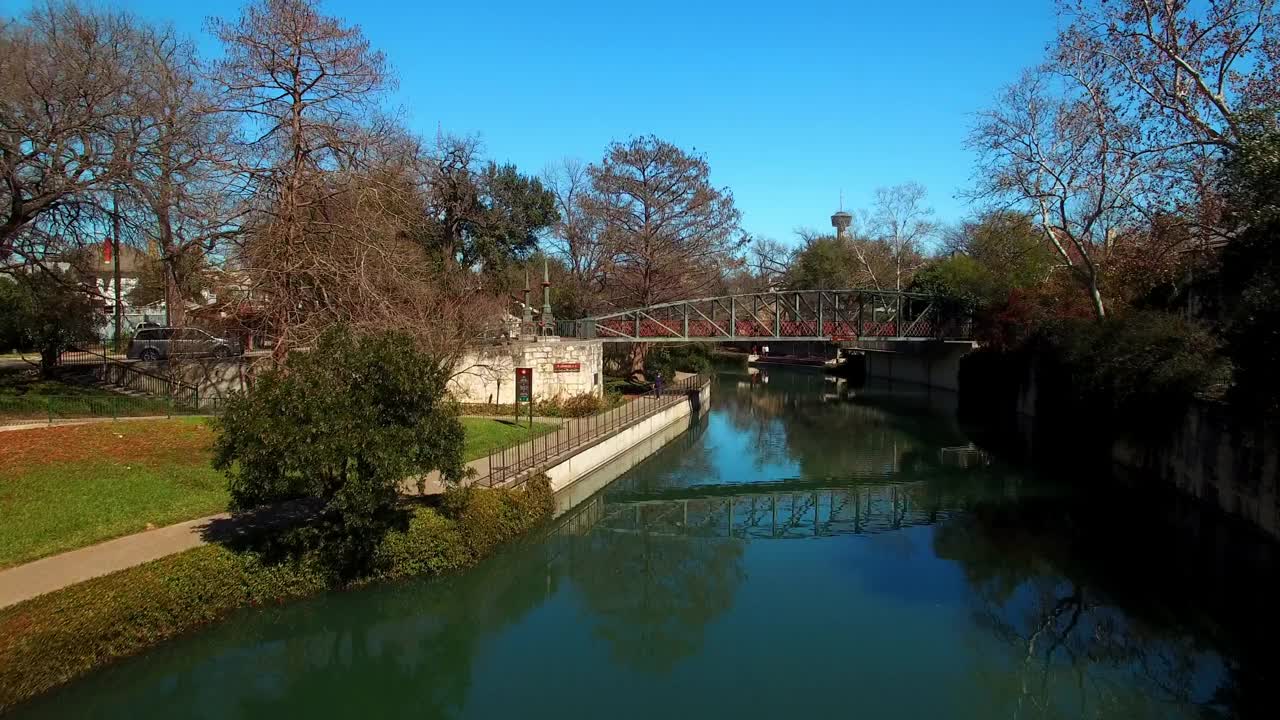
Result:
[541, 258, 555, 336]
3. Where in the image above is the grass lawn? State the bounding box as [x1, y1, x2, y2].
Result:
[460, 417, 557, 461]
[0, 416, 558, 568]
[0, 368, 120, 397]
[0, 418, 226, 568]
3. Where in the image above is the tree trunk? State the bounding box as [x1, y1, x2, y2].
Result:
[1087, 276, 1106, 320]
[40, 346, 57, 379]
[629, 343, 647, 382]
[164, 258, 186, 326]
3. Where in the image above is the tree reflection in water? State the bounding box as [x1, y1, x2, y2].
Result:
[13, 533, 560, 720]
[558, 525, 745, 674]
[934, 491, 1280, 720]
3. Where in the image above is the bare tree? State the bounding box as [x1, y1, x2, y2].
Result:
[744, 235, 792, 289]
[0, 2, 148, 265]
[543, 157, 611, 291]
[1051, 0, 1280, 238]
[584, 136, 744, 375]
[209, 0, 393, 351]
[1056, 0, 1280, 153]
[586, 136, 744, 309]
[972, 71, 1153, 319]
[127, 24, 242, 326]
[869, 182, 935, 291]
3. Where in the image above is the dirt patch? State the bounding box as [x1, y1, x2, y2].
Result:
[0, 419, 216, 476]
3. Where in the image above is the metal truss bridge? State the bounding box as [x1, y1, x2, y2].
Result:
[560, 289, 972, 343]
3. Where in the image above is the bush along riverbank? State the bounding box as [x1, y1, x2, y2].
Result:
[0, 476, 554, 713]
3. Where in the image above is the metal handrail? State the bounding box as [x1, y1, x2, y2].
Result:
[475, 373, 708, 488]
[58, 343, 200, 403]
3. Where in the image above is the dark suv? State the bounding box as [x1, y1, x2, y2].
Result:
[127, 327, 242, 361]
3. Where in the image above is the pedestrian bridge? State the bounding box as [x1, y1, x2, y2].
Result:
[559, 289, 971, 343]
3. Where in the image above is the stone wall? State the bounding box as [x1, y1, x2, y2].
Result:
[1113, 403, 1280, 538]
[449, 339, 604, 404]
[172, 358, 261, 407]
[1008, 354, 1280, 539]
[128, 339, 606, 408]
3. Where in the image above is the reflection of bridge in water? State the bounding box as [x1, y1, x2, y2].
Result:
[557, 479, 987, 542]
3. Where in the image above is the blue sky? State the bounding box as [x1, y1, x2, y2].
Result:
[25, 0, 1059, 246]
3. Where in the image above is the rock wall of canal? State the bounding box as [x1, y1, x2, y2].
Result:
[1006, 356, 1280, 539]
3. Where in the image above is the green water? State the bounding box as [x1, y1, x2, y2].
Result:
[11, 367, 1279, 719]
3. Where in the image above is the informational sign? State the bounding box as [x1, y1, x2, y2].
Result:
[553, 362, 581, 373]
[515, 367, 533, 403]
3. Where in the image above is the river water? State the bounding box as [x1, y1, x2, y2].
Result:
[12, 366, 1279, 719]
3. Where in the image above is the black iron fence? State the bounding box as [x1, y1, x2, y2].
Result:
[0, 394, 208, 426]
[93, 359, 200, 406]
[477, 373, 708, 488]
[56, 342, 127, 367]
[45, 342, 204, 410]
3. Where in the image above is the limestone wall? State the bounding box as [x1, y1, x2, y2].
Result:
[1113, 404, 1280, 538]
[449, 339, 604, 404]
[1008, 354, 1280, 539]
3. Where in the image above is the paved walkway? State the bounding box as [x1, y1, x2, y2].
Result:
[0, 501, 315, 609]
[0, 387, 697, 610]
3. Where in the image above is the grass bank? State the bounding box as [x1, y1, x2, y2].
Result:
[0, 418, 226, 567]
[0, 417, 556, 568]
[460, 417, 557, 459]
[0, 368, 115, 397]
[0, 476, 554, 713]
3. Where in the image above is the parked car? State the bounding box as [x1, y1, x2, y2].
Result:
[127, 327, 243, 361]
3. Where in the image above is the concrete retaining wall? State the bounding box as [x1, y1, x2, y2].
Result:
[545, 382, 711, 496]
[128, 339, 608, 409]
[860, 340, 975, 392]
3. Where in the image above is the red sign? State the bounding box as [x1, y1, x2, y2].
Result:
[553, 362, 581, 373]
[515, 367, 533, 402]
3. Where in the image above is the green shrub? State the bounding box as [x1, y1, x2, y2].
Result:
[644, 344, 712, 381]
[558, 392, 603, 417]
[1045, 311, 1228, 430]
[1217, 122, 1280, 415]
[458, 392, 618, 418]
[1224, 251, 1280, 416]
[0, 479, 553, 713]
[213, 325, 466, 577]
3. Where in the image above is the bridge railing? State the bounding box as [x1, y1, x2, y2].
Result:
[560, 289, 972, 342]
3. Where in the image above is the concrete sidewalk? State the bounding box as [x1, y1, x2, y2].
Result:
[0, 501, 315, 610]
